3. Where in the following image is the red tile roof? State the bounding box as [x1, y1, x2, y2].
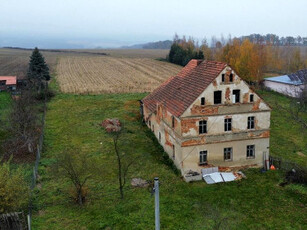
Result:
[142, 60, 227, 117]
[0, 76, 17, 85]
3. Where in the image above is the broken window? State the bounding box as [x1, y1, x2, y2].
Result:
[250, 94, 254, 102]
[224, 147, 232, 161]
[221, 74, 225, 82]
[159, 132, 161, 142]
[201, 97, 205, 106]
[149, 120, 151, 127]
[224, 118, 232, 132]
[199, 150, 208, 165]
[229, 73, 233, 82]
[247, 145, 255, 158]
[214, 91, 222, 104]
[199, 120, 207, 134]
[247, 116, 255, 129]
[233, 90, 240, 103]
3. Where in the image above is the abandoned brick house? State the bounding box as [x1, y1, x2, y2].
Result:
[141, 60, 271, 175]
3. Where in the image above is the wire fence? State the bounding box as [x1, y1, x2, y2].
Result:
[269, 155, 305, 171]
[27, 89, 47, 230]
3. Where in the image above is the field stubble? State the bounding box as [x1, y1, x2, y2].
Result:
[56, 56, 181, 94]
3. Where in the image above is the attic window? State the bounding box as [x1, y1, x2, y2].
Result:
[222, 74, 225, 82]
[214, 91, 222, 104]
[201, 97, 205, 106]
[250, 94, 254, 102]
[233, 90, 240, 103]
[229, 74, 233, 82]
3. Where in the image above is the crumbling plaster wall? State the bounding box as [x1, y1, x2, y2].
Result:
[181, 138, 269, 174]
[143, 104, 183, 169]
[181, 66, 270, 118]
[181, 112, 270, 137]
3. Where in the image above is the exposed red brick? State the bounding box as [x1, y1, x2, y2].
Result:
[212, 79, 217, 87]
[243, 93, 249, 103]
[225, 87, 231, 101]
[181, 137, 205, 147]
[190, 105, 218, 115]
[252, 99, 261, 111]
[164, 130, 173, 147]
[181, 119, 199, 134]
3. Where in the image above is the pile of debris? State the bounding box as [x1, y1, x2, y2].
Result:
[101, 118, 121, 133]
[183, 167, 246, 184]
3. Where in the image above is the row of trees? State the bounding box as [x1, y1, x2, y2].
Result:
[0, 47, 51, 213]
[168, 34, 307, 82]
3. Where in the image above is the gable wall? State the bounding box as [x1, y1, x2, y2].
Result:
[182, 66, 270, 118]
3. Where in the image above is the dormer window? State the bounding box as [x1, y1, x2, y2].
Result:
[229, 74, 233, 82]
[201, 97, 205, 106]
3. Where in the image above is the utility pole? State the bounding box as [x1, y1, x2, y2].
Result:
[154, 177, 160, 230]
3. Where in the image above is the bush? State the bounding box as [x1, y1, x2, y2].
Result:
[0, 161, 29, 213]
[34, 88, 56, 101]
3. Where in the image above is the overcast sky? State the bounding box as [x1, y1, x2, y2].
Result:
[0, 0, 306, 48]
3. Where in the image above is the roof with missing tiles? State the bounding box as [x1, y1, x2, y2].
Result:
[265, 69, 307, 85]
[142, 60, 227, 117]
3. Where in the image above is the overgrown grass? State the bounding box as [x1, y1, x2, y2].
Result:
[32, 90, 307, 230]
[257, 89, 307, 167]
[0, 92, 12, 155]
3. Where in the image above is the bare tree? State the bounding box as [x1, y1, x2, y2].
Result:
[1, 90, 40, 159]
[53, 148, 93, 205]
[101, 119, 134, 199]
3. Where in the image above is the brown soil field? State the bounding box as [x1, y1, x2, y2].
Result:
[56, 56, 181, 94]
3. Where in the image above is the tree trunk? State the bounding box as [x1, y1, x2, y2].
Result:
[114, 136, 124, 199]
[78, 186, 83, 205]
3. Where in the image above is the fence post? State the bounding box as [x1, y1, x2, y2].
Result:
[154, 177, 160, 230]
[27, 214, 31, 230]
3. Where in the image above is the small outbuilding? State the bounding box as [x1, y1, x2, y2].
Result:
[0, 76, 17, 92]
[263, 69, 307, 98]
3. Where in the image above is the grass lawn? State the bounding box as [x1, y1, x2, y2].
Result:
[257, 90, 307, 167]
[31, 90, 307, 230]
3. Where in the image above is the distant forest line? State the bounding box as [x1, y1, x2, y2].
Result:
[168, 34, 307, 82]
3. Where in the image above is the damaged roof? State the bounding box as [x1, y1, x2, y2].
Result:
[265, 69, 307, 85]
[142, 60, 227, 117]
